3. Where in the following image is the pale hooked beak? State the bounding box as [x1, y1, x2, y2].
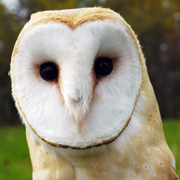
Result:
[72, 112, 84, 131]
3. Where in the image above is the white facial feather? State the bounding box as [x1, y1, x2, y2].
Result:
[12, 20, 141, 148]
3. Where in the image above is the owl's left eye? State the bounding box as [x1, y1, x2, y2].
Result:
[39, 62, 58, 81]
[94, 57, 113, 77]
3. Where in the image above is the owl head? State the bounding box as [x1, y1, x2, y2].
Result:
[10, 7, 158, 150]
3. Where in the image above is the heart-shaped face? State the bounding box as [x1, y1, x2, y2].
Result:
[11, 8, 142, 149]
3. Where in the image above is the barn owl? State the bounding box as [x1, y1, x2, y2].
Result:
[10, 7, 179, 180]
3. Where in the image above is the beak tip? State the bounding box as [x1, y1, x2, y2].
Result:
[77, 118, 83, 131]
[72, 113, 84, 131]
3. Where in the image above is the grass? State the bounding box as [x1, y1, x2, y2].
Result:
[0, 120, 180, 179]
[0, 127, 32, 180]
[163, 120, 180, 176]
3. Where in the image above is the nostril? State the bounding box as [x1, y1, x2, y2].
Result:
[72, 97, 82, 103]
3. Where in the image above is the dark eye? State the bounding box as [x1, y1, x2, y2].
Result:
[94, 57, 113, 77]
[40, 62, 58, 81]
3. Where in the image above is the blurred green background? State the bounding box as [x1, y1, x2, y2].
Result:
[0, 0, 179, 179]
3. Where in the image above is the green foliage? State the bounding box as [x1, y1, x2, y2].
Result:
[18, 0, 78, 19]
[0, 3, 22, 126]
[1, 121, 180, 179]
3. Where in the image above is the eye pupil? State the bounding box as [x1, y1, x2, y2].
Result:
[94, 57, 113, 77]
[40, 62, 58, 81]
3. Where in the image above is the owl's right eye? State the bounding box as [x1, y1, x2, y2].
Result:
[40, 62, 58, 81]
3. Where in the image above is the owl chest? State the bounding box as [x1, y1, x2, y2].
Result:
[32, 155, 170, 180]
[32, 151, 171, 180]
[28, 134, 171, 180]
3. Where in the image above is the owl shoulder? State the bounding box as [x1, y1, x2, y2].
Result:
[169, 167, 179, 180]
